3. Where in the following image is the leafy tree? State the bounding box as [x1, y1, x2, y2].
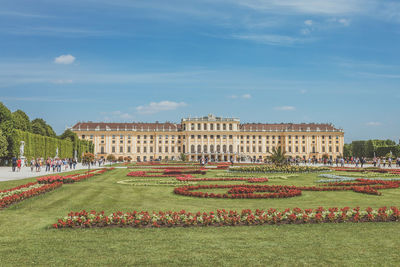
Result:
[118, 156, 124, 162]
[59, 129, 77, 142]
[343, 144, 352, 158]
[31, 118, 56, 137]
[322, 153, 329, 160]
[12, 110, 31, 132]
[179, 153, 187, 162]
[82, 152, 94, 171]
[106, 154, 116, 166]
[0, 102, 12, 124]
[31, 118, 47, 136]
[268, 147, 287, 166]
[0, 130, 8, 158]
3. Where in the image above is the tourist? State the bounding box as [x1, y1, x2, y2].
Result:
[30, 158, 35, 172]
[17, 158, 21, 172]
[383, 158, 386, 168]
[46, 158, 51, 172]
[388, 157, 392, 168]
[11, 156, 17, 172]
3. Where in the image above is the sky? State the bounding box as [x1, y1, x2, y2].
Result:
[0, 0, 399, 143]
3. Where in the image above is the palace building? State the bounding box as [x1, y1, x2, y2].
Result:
[71, 114, 344, 162]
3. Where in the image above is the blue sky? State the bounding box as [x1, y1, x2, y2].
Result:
[0, 0, 399, 142]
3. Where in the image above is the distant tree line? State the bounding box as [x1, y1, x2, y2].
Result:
[343, 139, 399, 158]
[0, 102, 94, 164]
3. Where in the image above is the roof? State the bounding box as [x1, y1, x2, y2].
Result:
[72, 122, 180, 131]
[239, 123, 341, 132]
[72, 121, 342, 132]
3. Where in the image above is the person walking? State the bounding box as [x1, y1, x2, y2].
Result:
[17, 158, 21, 172]
[11, 156, 17, 172]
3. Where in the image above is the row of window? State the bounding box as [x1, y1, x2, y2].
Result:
[185, 123, 235, 131]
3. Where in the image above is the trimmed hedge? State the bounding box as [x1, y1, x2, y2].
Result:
[11, 129, 93, 160]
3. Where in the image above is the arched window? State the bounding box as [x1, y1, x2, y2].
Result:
[229, 145, 233, 153]
[223, 145, 227, 153]
[217, 145, 221, 152]
[197, 145, 201, 153]
[203, 145, 207, 153]
[210, 145, 214, 153]
[191, 145, 195, 153]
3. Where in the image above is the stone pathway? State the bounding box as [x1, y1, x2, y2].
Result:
[0, 163, 104, 182]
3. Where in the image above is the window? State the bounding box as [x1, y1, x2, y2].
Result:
[191, 124, 195, 130]
[165, 147, 168, 153]
[198, 123, 201, 130]
[223, 145, 226, 153]
[112, 135, 115, 139]
[203, 145, 207, 153]
[172, 147, 175, 153]
[150, 147, 153, 153]
[329, 146, 332, 153]
[101, 147, 105, 153]
[288, 147, 292, 152]
[217, 124, 220, 130]
[229, 135, 233, 139]
[210, 145, 214, 153]
[322, 147, 325, 152]
[112, 146, 115, 153]
[137, 135, 141, 139]
[159, 147, 162, 153]
[229, 124, 233, 130]
[144, 135, 147, 139]
[127, 147, 131, 153]
[112, 140, 115, 144]
[197, 135, 201, 139]
[266, 147, 269, 152]
[295, 146, 298, 153]
[210, 124, 214, 130]
[90, 135, 93, 139]
[241, 147, 244, 152]
[204, 124, 207, 130]
[120, 146, 123, 153]
[191, 135, 195, 139]
[197, 145, 201, 153]
[120, 135, 123, 139]
[223, 124, 226, 130]
[336, 146, 339, 152]
[229, 145, 233, 153]
[101, 135, 105, 139]
[302, 146, 305, 152]
[246, 146, 249, 152]
[258, 146, 262, 153]
[137, 147, 140, 153]
[120, 140, 123, 144]
[144, 147, 147, 153]
[191, 145, 195, 153]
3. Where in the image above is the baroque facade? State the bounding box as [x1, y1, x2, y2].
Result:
[71, 114, 344, 162]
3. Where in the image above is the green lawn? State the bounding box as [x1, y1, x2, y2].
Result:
[1, 168, 400, 266]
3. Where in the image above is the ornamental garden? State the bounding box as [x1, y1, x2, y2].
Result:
[2, 162, 400, 265]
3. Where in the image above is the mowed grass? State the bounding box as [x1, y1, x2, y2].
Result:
[1, 168, 400, 266]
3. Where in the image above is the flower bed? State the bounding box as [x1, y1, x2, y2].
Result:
[230, 165, 330, 173]
[37, 168, 115, 184]
[126, 171, 177, 177]
[117, 178, 197, 186]
[176, 177, 268, 183]
[53, 206, 400, 229]
[174, 178, 400, 199]
[1, 182, 62, 209]
[163, 169, 206, 175]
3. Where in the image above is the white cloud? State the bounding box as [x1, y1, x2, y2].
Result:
[300, 89, 307, 94]
[54, 54, 76, 64]
[136, 101, 187, 114]
[242, 94, 252, 99]
[232, 34, 305, 46]
[338, 18, 351, 26]
[103, 110, 134, 120]
[304, 19, 313, 26]
[366, 121, 382, 126]
[274, 106, 296, 111]
[52, 79, 73, 84]
[235, 0, 367, 15]
[300, 28, 311, 35]
[229, 94, 251, 99]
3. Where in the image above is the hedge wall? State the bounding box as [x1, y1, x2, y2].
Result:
[11, 129, 93, 160]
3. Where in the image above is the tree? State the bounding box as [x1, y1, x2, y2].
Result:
[0, 130, 8, 158]
[0, 102, 12, 124]
[268, 147, 287, 166]
[106, 154, 116, 166]
[31, 118, 56, 137]
[179, 153, 187, 162]
[59, 129, 77, 142]
[118, 156, 124, 162]
[82, 152, 94, 171]
[31, 118, 47, 136]
[12, 110, 31, 132]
